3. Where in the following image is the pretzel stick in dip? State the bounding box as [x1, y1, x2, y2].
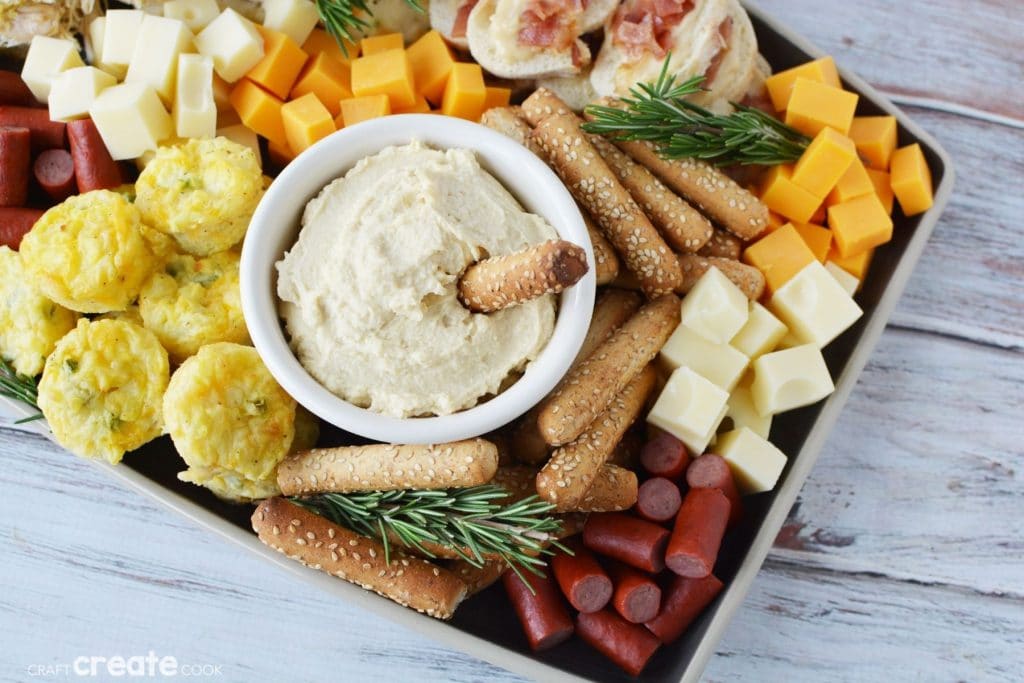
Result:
[532, 114, 682, 298]
[458, 239, 588, 314]
[588, 134, 714, 253]
[697, 228, 743, 260]
[677, 254, 765, 300]
[278, 439, 499, 495]
[575, 464, 639, 513]
[252, 498, 468, 619]
[510, 289, 643, 465]
[537, 365, 657, 510]
[538, 294, 681, 446]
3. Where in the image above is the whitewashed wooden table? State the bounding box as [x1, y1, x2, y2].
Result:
[3, 1, 1022, 681]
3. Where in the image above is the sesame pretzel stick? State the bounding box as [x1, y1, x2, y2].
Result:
[531, 114, 683, 298]
[575, 464, 638, 513]
[536, 364, 656, 510]
[583, 212, 621, 285]
[589, 133, 714, 253]
[458, 239, 589, 314]
[538, 294, 681, 446]
[698, 228, 743, 260]
[678, 254, 765, 300]
[444, 558, 509, 596]
[252, 498, 468, 619]
[520, 87, 574, 127]
[510, 289, 643, 465]
[277, 439, 499, 495]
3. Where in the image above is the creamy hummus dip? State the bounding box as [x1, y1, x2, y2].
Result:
[276, 141, 558, 418]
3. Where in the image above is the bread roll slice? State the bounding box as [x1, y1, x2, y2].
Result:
[430, 0, 473, 49]
[688, 0, 758, 110]
[579, 0, 619, 33]
[536, 68, 600, 111]
[467, 0, 591, 79]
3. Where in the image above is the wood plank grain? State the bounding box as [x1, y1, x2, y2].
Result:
[705, 560, 1024, 682]
[753, 0, 1024, 119]
[771, 327, 1024, 596]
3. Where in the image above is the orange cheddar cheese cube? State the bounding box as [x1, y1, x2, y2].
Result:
[394, 94, 431, 113]
[337, 94, 391, 127]
[229, 78, 287, 146]
[441, 62, 486, 120]
[826, 157, 874, 206]
[267, 137, 295, 166]
[483, 86, 512, 111]
[351, 48, 416, 109]
[828, 193, 893, 258]
[890, 143, 934, 216]
[848, 115, 897, 170]
[866, 168, 895, 214]
[766, 211, 787, 232]
[290, 52, 351, 116]
[361, 32, 404, 56]
[791, 127, 857, 198]
[828, 245, 873, 281]
[281, 91, 334, 154]
[247, 26, 308, 99]
[742, 223, 818, 294]
[784, 77, 858, 137]
[407, 30, 455, 105]
[810, 203, 827, 224]
[792, 222, 832, 263]
[764, 56, 841, 111]
[303, 28, 358, 66]
[760, 164, 821, 224]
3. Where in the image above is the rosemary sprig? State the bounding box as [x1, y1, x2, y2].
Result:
[583, 56, 810, 166]
[291, 485, 569, 584]
[315, 0, 424, 54]
[0, 358, 44, 423]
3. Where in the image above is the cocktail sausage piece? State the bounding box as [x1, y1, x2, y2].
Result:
[665, 487, 730, 578]
[0, 207, 43, 249]
[550, 539, 613, 614]
[0, 71, 36, 106]
[635, 477, 683, 524]
[502, 568, 575, 651]
[0, 126, 31, 207]
[66, 119, 122, 193]
[576, 609, 662, 677]
[0, 106, 65, 150]
[607, 561, 662, 624]
[644, 574, 724, 643]
[640, 431, 690, 480]
[33, 149, 76, 202]
[583, 512, 670, 573]
[686, 453, 744, 527]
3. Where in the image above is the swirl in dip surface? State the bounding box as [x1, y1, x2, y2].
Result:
[276, 141, 557, 418]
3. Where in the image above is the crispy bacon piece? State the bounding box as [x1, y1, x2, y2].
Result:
[703, 17, 734, 85]
[612, 0, 694, 58]
[519, 0, 585, 49]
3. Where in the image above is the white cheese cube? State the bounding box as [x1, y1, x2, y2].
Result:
[101, 10, 146, 79]
[89, 82, 173, 160]
[661, 324, 749, 391]
[769, 262, 863, 349]
[48, 67, 117, 122]
[716, 427, 787, 494]
[163, 0, 221, 31]
[825, 261, 860, 296]
[730, 302, 788, 360]
[722, 382, 772, 439]
[679, 266, 749, 344]
[21, 36, 85, 102]
[776, 329, 802, 349]
[750, 344, 834, 416]
[648, 367, 729, 455]
[126, 15, 195, 106]
[216, 124, 262, 165]
[195, 8, 266, 82]
[262, 0, 321, 45]
[174, 54, 216, 139]
[85, 17, 104, 65]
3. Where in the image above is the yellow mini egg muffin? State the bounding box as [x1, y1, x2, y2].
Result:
[0, 247, 79, 377]
[20, 190, 158, 314]
[38, 319, 169, 464]
[164, 343, 297, 502]
[139, 250, 249, 364]
[135, 138, 264, 257]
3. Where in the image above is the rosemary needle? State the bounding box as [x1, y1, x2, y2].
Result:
[315, 0, 424, 54]
[583, 55, 810, 166]
[0, 358, 43, 423]
[291, 485, 569, 584]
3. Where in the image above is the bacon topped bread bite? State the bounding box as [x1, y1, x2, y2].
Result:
[465, 0, 618, 79]
[591, 0, 758, 110]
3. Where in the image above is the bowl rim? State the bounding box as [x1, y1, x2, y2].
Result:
[240, 114, 596, 444]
